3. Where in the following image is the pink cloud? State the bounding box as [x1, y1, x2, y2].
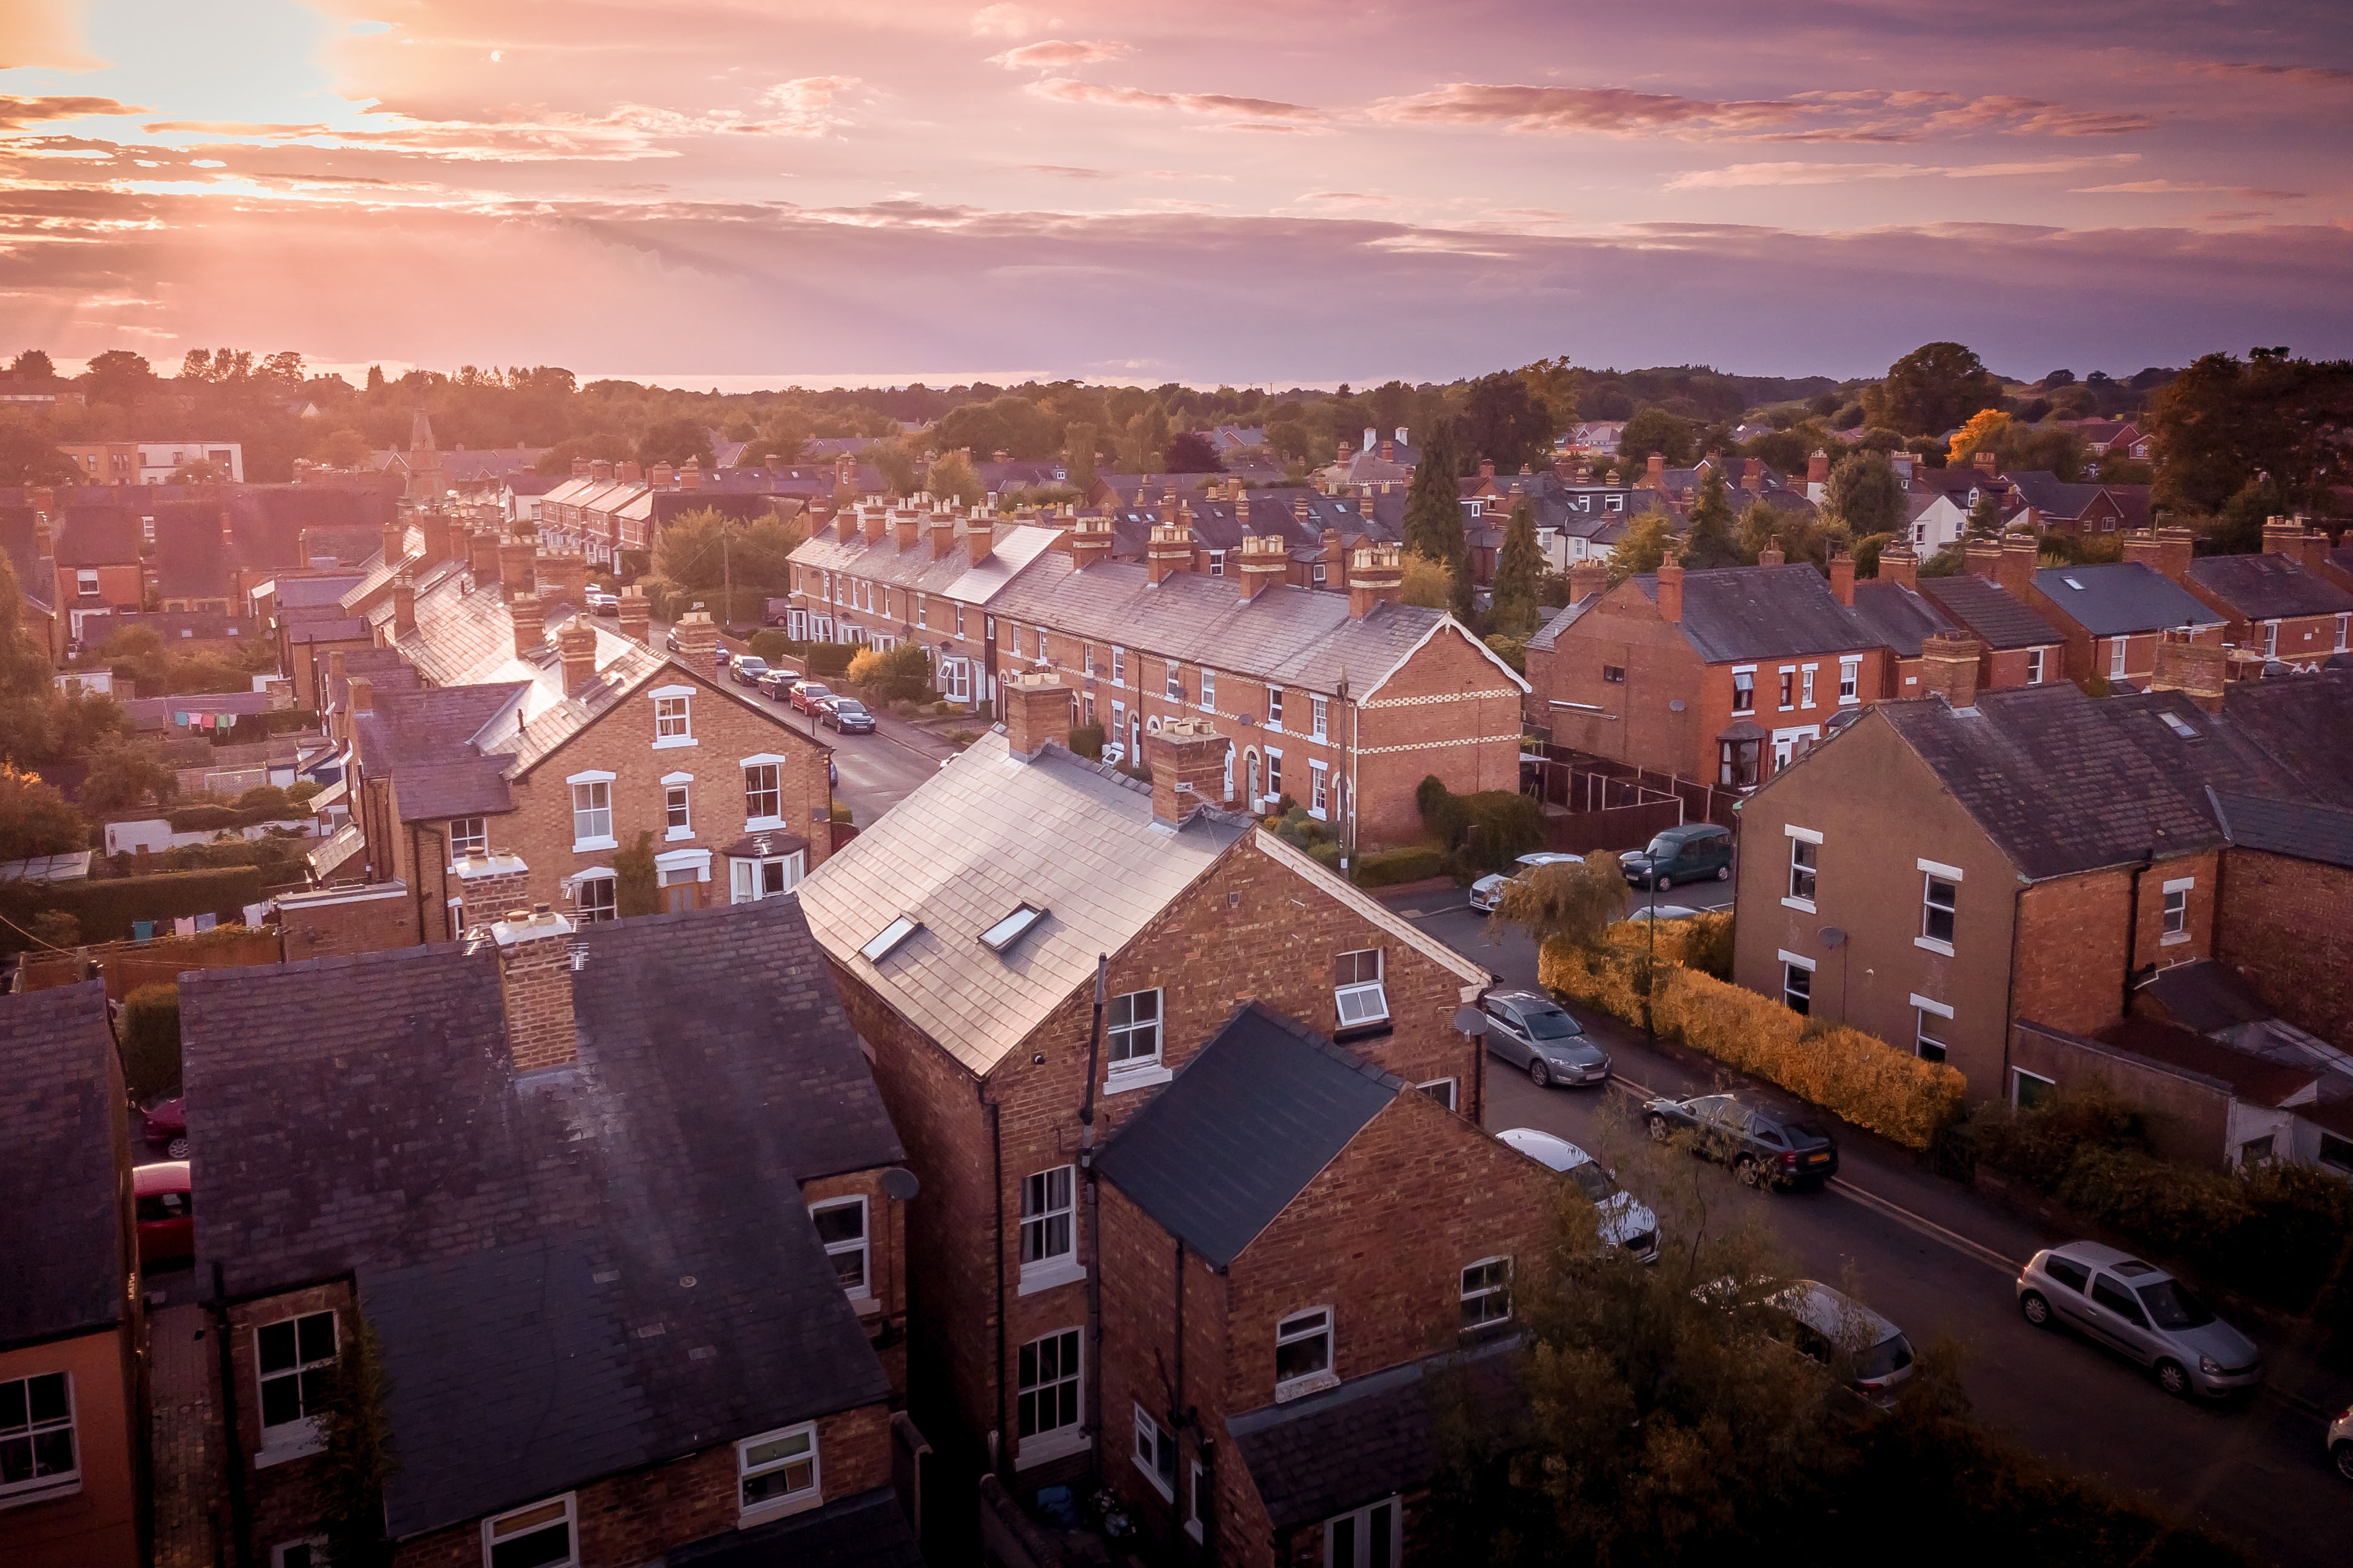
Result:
[1025, 78, 1324, 120]
[988, 39, 1133, 70]
[0, 95, 150, 130]
[1374, 84, 2151, 142]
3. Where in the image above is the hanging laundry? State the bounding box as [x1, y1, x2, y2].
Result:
[194, 913, 218, 932]
[172, 916, 197, 936]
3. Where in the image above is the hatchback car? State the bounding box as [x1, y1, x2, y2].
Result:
[755, 667, 802, 700]
[136, 1160, 193, 1269]
[2331, 1404, 2353, 1482]
[1771, 1280, 1916, 1406]
[788, 681, 834, 715]
[1481, 989, 1610, 1087]
[1621, 904, 1704, 923]
[142, 1096, 189, 1159]
[730, 655, 769, 687]
[1644, 1091, 1838, 1189]
[823, 698, 877, 734]
[2017, 1241, 2262, 1399]
[1468, 851, 1584, 913]
[1621, 823, 1734, 890]
[584, 589, 619, 615]
[1497, 1129, 1659, 1261]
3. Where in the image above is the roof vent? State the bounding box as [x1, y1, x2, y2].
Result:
[860, 914, 920, 962]
[978, 902, 1046, 955]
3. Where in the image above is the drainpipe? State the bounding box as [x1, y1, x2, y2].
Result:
[209, 1261, 254, 1568]
[985, 1090, 1006, 1477]
[2121, 847, 2157, 1021]
[1077, 955, 1108, 1481]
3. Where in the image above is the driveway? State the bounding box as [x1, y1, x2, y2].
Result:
[1385, 889, 2353, 1568]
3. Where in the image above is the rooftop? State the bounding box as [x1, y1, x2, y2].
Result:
[2031, 561, 2223, 638]
[2184, 552, 2353, 623]
[1916, 572, 2070, 650]
[2210, 789, 2353, 870]
[0, 982, 128, 1346]
[1633, 563, 1883, 663]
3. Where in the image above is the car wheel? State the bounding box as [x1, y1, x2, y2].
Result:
[1735, 1156, 1762, 1189]
[1716, 866, 1730, 881]
[1648, 1114, 1671, 1143]
[2334, 1441, 2353, 1483]
[2019, 1290, 2052, 1328]
[2154, 1359, 2192, 1399]
[1655, 875, 1672, 890]
[167, 1135, 190, 1160]
[1529, 1059, 1550, 1089]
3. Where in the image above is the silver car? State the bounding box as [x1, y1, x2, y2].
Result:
[1468, 852, 1582, 913]
[1480, 989, 1610, 1088]
[1498, 1128, 1659, 1261]
[2017, 1241, 2262, 1399]
[1772, 1280, 1916, 1407]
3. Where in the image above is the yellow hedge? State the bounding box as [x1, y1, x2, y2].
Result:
[1535, 933, 1967, 1151]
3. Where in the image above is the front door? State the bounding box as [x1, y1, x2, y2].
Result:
[1247, 750, 1262, 806]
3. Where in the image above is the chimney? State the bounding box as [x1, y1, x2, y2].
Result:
[1146, 524, 1192, 585]
[1829, 550, 1855, 607]
[327, 649, 348, 683]
[510, 593, 545, 659]
[671, 608, 717, 668]
[1965, 539, 2003, 583]
[1877, 544, 1918, 590]
[1921, 631, 1981, 709]
[381, 521, 406, 564]
[966, 517, 994, 567]
[348, 676, 373, 715]
[499, 539, 537, 601]
[651, 463, 675, 489]
[571, 458, 592, 478]
[2303, 525, 2332, 573]
[1002, 670, 1074, 757]
[1146, 717, 1232, 826]
[2155, 525, 2194, 584]
[617, 460, 641, 483]
[489, 904, 580, 1072]
[2149, 627, 2226, 713]
[419, 510, 453, 565]
[1656, 554, 1685, 623]
[1290, 496, 1310, 526]
[1569, 559, 1608, 603]
[894, 509, 920, 551]
[536, 551, 587, 608]
[1380, 441, 1394, 462]
[1237, 533, 1287, 601]
[32, 514, 53, 563]
[1235, 490, 1251, 526]
[1347, 544, 1403, 618]
[392, 573, 417, 637]
[862, 507, 888, 546]
[2261, 515, 2302, 556]
[1481, 457, 1498, 481]
[472, 529, 501, 585]
[617, 585, 651, 644]
[1551, 453, 1572, 484]
[591, 460, 614, 484]
[931, 510, 958, 558]
[1069, 515, 1113, 570]
[1972, 449, 1999, 473]
[1807, 449, 1831, 487]
[1997, 533, 2037, 596]
[1742, 457, 1765, 492]
[680, 458, 702, 492]
[558, 620, 598, 693]
[1757, 544, 1785, 567]
[2121, 529, 2163, 570]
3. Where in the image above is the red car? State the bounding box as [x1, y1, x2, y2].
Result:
[788, 681, 834, 715]
[136, 1161, 193, 1269]
[142, 1097, 189, 1159]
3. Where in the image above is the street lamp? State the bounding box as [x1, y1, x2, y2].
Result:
[1645, 864, 1658, 1047]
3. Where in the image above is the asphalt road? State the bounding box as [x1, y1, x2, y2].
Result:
[1388, 892, 2353, 1568]
[700, 629, 959, 826]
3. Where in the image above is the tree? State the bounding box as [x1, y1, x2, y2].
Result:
[1734, 502, 1781, 565]
[1821, 451, 1906, 541]
[2146, 348, 2353, 520]
[651, 506, 803, 598]
[1456, 372, 1552, 473]
[1489, 499, 1545, 636]
[1403, 418, 1470, 616]
[0, 426, 76, 485]
[8, 349, 56, 380]
[1517, 357, 1580, 436]
[868, 439, 919, 496]
[928, 449, 985, 507]
[1398, 552, 1455, 610]
[1162, 431, 1223, 473]
[1964, 488, 2004, 542]
[1609, 512, 1671, 583]
[1946, 408, 2012, 467]
[2212, 476, 2288, 556]
[1062, 421, 1098, 492]
[635, 415, 715, 469]
[309, 427, 372, 469]
[1489, 852, 1627, 951]
[1863, 341, 2005, 436]
[260, 350, 306, 388]
[0, 764, 84, 863]
[83, 349, 158, 406]
[1368, 379, 1416, 436]
[1618, 405, 1695, 467]
[168, 460, 227, 485]
[614, 830, 660, 917]
[77, 739, 175, 809]
[533, 432, 631, 476]
[1682, 465, 1741, 570]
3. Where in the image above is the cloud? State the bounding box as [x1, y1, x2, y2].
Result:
[760, 76, 862, 136]
[1374, 84, 2151, 143]
[2189, 62, 2353, 88]
[1023, 163, 1116, 178]
[969, 4, 1036, 38]
[1026, 78, 1323, 120]
[988, 39, 1131, 70]
[0, 95, 150, 131]
[1669, 154, 2138, 188]
[2074, 179, 2304, 198]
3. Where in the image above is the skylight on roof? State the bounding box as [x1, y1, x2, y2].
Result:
[978, 903, 1047, 955]
[2160, 711, 2199, 739]
[2063, 576, 2086, 590]
[860, 915, 919, 962]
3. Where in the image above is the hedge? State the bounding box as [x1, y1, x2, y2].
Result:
[1353, 844, 1447, 887]
[1540, 928, 1967, 1150]
[1066, 724, 1106, 761]
[746, 630, 802, 666]
[0, 866, 267, 952]
[1415, 775, 1545, 878]
[805, 644, 855, 677]
[120, 983, 181, 1103]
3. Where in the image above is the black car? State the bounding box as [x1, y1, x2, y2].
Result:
[1642, 1092, 1838, 1189]
[755, 667, 802, 700]
[823, 698, 877, 734]
[730, 655, 770, 687]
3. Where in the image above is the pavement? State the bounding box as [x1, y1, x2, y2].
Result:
[1382, 889, 2353, 1568]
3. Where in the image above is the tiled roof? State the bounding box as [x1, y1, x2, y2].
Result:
[2185, 552, 2353, 622]
[2132, 959, 2280, 1037]
[798, 731, 1250, 1075]
[2212, 669, 2353, 809]
[1525, 593, 1602, 653]
[789, 516, 1033, 602]
[1848, 578, 1957, 658]
[1633, 564, 1880, 664]
[53, 504, 141, 565]
[73, 609, 262, 645]
[2004, 470, 2109, 519]
[0, 982, 128, 1345]
[275, 574, 369, 609]
[2031, 561, 2222, 638]
[2093, 1016, 2317, 1107]
[1097, 1003, 1401, 1269]
[1916, 573, 2069, 650]
[2211, 790, 2353, 870]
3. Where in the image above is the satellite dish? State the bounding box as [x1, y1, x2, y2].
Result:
[1451, 1005, 1490, 1036]
[1820, 927, 1847, 949]
[881, 1167, 921, 1203]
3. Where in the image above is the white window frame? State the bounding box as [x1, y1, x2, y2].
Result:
[75, 568, 100, 598]
[1111, 645, 1125, 686]
[1460, 1256, 1513, 1329]
[1416, 1077, 1458, 1111]
[916, 594, 928, 630]
[1311, 694, 1329, 741]
[2108, 636, 2128, 679]
[0, 1370, 79, 1506]
[1777, 666, 1796, 712]
[1133, 1404, 1178, 1501]
[1166, 661, 1183, 701]
[730, 850, 805, 902]
[809, 1195, 871, 1306]
[1105, 987, 1167, 1088]
[1264, 747, 1283, 802]
[1731, 666, 1756, 713]
[449, 815, 488, 858]
[1016, 1328, 1089, 1467]
[2335, 613, 2348, 653]
[567, 771, 616, 852]
[2025, 647, 2044, 686]
[741, 754, 786, 830]
[1200, 669, 1216, 713]
[1911, 993, 1953, 1064]
[1783, 824, 1821, 913]
[1208, 549, 1225, 577]
[2262, 620, 2278, 659]
[1267, 687, 1283, 731]
[736, 1423, 821, 1525]
[1275, 1307, 1338, 1401]
[1187, 1458, 1208, 1543]
[1800, 665, 1816, 707]
[2011, 1066, 2057, 1110]
[480, 1493, 576, 1568]
[1308, 760, 1330, 819]
[2161, 875, 2193, 943]
[270, 1539, 327, 1568]
[1324, 1497, 1404, 1568]
[1334, 949, 1387, 1030]
[651, 684, 696, 749]
[1778, 948, 1816, 1015]
[1916, 859, 1961, 955]
[661, 772, 693, 840]
[255, 1309, 337, 1464]
[1018, 1165, 1085, 1295]
[574, 872, 617, 924]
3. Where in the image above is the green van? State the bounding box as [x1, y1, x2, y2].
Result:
[1620, 823, 1733, 890]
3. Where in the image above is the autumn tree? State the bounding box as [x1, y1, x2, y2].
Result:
[928, 449, 985, 507]
[1608, 512, 1671, 583]
[1946, 408, 2010, 467]
[1489, 499, 1545, 636]
[1489, 852, 1627, 951]
[1863, 341, 2005, 436]
[0, 764, 84, 863]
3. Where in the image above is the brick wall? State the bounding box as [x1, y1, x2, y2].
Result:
[2010, 853, 2215, 1043]
[277, 885, 413, 958]
[229, 1282, 358, 1560]
[801, 1167, 911, 1400]
[1353, 623, 1525, 848]
[2009, 1023, 2231, 1167]
[2216, 849, 2353, 1050]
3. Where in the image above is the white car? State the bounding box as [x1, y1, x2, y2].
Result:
[584, 589, 619, 615]
[1498, 1128, 1658, 1262]
[2331, 1403, 2353, 1482]
[1621, 904, 1704, 922]
[1469, 851, 1584, 913]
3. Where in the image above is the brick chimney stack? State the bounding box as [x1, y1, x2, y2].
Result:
[419, 510, 453, 565]
[558, 620, 598, 693]
[1569, 559, 1608, 603]
[967, 515, 995, 567]
[1147, 717, 1232, 826]
[2261, 515, 2302, 556]
[1347, 544, 1403, 618]
[1237, 533, 1287, 601]
[1069, 515, 1113, 570]
[1922, 630, 1981, 709]
[1146, 524, 1193, 586]
[591, 460, 614, 484]
[1656, 554, 1685, 622]
[1997, 533, 2037, 596]
[348, 677, 373, 715]
[2121, 529, 2163, 570]
[1829, 550, 1856, 607]
[894, 508, 920, 552]
[681, 458, 703, 492]
[1756, 544, 1785, 567]
[489, 903, 579, 1072]
[510, 593, 545, 659]
[1966, 538, 2002, 583]
[381, 521, 406, 564]
[1876, 544, 1918, 590]
[1319, 528, 1342, 585]
[863, 507, 888, 546]
[671, 608, 717, 669]
[1742, 457, 1766, 492]
[572, 458, 592, 479]
[931, 509, 958, 558]
[536, 552, 587, 609]
[1807, 450, 1830, 488]
[1972, 449, 1999, 473]
[2150, 627, 2226, 713]
[617, 460, 641, 484]
[617, 585, 651, 644]
[2155, 525, 2194, 582]
[498, 539, 536, 601]
[471, 529, 501, 586]
[392, 574, 417, 637]
[1002, 670, 1073, 757]
[327, 650, 347, 684]
[651, 464, 675, 489]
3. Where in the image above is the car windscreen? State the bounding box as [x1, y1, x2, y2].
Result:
[1525, 1009, 1583, 1040]
[1855, 1332, 1915, 1381]
[2136, 1279, 2216, 1330]
[1785, 1121, 1831, 1144]
[801, 685, 830, 697]
[835, 702, 868, 716]
[1565, 1163, 1614, 1203]
[1643, 835, 1675, 857]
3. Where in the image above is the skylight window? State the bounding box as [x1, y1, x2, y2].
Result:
[979, 903, 1048, 954]
[2063, 576, 2086, 590]
[2160, 712, 2199, 739]
[860, 915, 919, 962]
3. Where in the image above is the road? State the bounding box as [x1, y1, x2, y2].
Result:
[1387, 892, 2353, 1568]
[701, 629, 959, 826]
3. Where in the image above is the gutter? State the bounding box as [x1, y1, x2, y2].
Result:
[985, 1089, 1007, 1477]
[1077, 955, 1108, 1484]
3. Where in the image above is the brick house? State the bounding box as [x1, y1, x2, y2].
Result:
[2209, 787, 2353, 1055]
[1916, 569, 2070, 694]
[52, 502, 145, 638]
[1729, 676, 2342, 1104]
[1093, 1004, 1559, 1567]
[2178, 519, 2353, 666]
[794, 676, 1492, 1500]
[175, 898, 922, 1568]
[1, 493, 64, 659]
[2005, 536, 2226, 690]
[0, 983, 144, 1568]
[340, 545, 831, 942]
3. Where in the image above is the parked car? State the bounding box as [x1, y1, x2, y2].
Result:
[1468, 851, 1584, 913]
[141, 1096, 189, 1159]
[135, 1160, 193, 1269]
[731, 655, 771, 687]
[755, 667, 803, 700]
[1498, 1129, 1658, 1261]
[1621, 823, 1734, 890]
[584, 589, 619, 615]
[1480, 988, 1610, 1088]
[1643, 1091, 1838, 1189]
[2016, 1241, 2263, 1399]
[663, 626, 680, 652]
[1770, 1280, 1916, 1406]
[823, 697, 877, 734]
[2331, 1403, 2353, 1481]
[788, 680, 834, 715]
[1621, 904, 1704, 922]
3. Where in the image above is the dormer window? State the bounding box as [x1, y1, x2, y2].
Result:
[980, 904, 1046, 954]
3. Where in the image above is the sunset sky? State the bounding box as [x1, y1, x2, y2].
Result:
[2, 0, 2348, 387]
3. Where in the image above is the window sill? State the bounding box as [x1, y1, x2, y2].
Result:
[1016, 1428, 1091, 1470]
[850, 1292, 882, 1317]
[1331, 1021, 1393, 1046]
[0, 1477, 82, 1510]
[1132, 1453, 1177, 1502]
[255, 1429, 324, 1470]
[738, 1491, 822, 1529]
[652, 735, 698, 750]
[2160, 931, 2191, 947]
[1185, 1520, 1204, 1545]
[743, 816, 785, 833]
[1914, 936, 1955, 957]
[1839, 697, 1861, 707]
[573, 836, 618, 853]
[666, 827, 696, 842]
[1017, 1256, 1086, 1297]
[1102, 1064, 1173, 1095]
[1781, 896, 1816, 914]
[1274, 1370, 1340, 1404]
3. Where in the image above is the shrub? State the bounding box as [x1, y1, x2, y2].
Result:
[120, 983, 181, 1101]
[846, 642, 933, 701]
[1352, 844, 1445, 887]
[614, 830, 660, 918]
[1414, 775, 1545, 878]
[1305, 840, 1344, 870]
[748, 630, 802, 667]
[1066, 724, 1105, 761]
[806, 643, 855, 677]
[165, 804, 240, 832]
[235, 784, 290, 816]
[284, 780, 322, 809]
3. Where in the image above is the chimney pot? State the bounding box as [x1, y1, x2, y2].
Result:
[1569, 559, 1608, 603]
[1757, 544, 1786, 568]
[1237, 533, 1287, 601]
[1146, 524, 1192, 586]
[670, 609, 718, 669]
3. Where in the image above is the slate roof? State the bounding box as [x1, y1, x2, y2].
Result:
[663, 1486, 924, 1568]
[182, 897, 897, 1539]
[0, 982, 129, 1347]
[2185, 552, 2353, 622]
[53, 505, 142, 565]
[2210, 790, 2353, 870]
[789, 514, 1035, 603]
[1870, 682, 2305, 880]
[1096, 1004, 1402, 1269]
[1226, 1333, 1527, 1531]
[2005, 470, 2109, 520]
[2031, 561, 2221, 637]
[1633, 564, 1881, 663]
[1525, 593, 1602, 654]
[2094, 1016, 2318, 1107]
[1848, 578, 1958, 658]
[72, 609, 261, 646]
[2210, 669, 2353, 810]
[1917, 573, 2069, 650]
[2132, 961, 2280, 1038]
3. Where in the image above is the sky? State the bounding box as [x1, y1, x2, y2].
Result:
[1, 0, 2349, 388]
